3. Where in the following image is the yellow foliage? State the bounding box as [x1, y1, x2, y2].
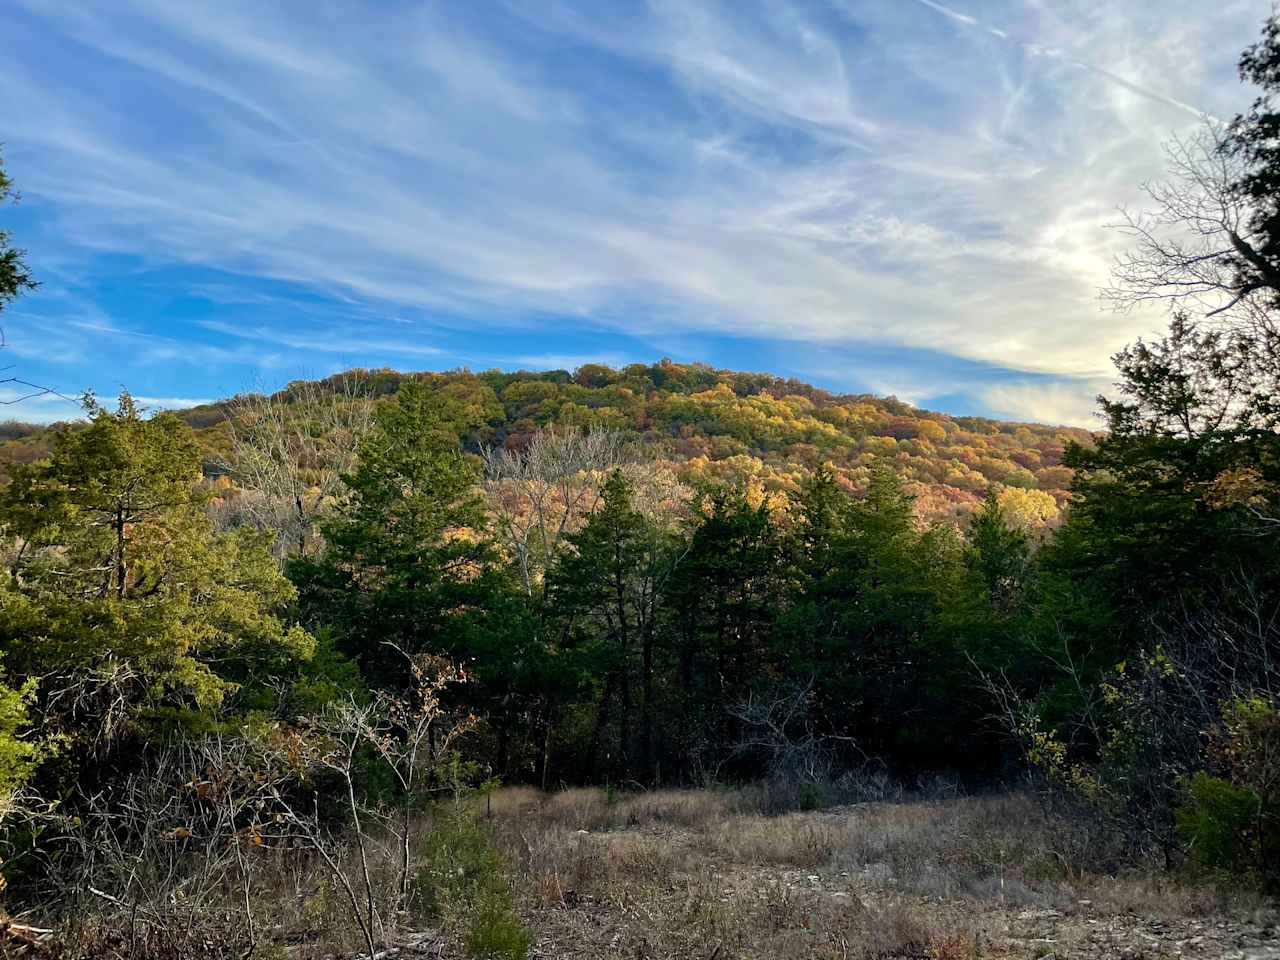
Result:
[1204, 466, 1273, 511]
[997, 487, 1060, 533]
[916, 420, 947, 443]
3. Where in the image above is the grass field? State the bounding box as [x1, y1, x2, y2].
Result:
[11, 784, 1276, 959]
[476, 786, 1278, 960]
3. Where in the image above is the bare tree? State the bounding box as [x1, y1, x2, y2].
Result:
[1104, 122, 1280, 326]
[482, 426, 617, 786]
[220, 374, 375, 558]
[355, 651, 477, 903]
[485, 430, 696, 785]
[1101, 122, 1280, 440]
[728, 678, 865, 809]
[36, 739, 293, 958]
[482, 425, 627, 598]
[250, 658, 479, 958]
[975, 577, 1280, 870]
[288, 702, 386, 959]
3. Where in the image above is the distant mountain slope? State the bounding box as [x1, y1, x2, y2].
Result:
[0, 359, 1094, 523]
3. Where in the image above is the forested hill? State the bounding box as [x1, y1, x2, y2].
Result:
[0, 359, 1092, 524]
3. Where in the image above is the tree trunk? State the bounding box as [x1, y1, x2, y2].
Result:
[587, 672, 616, 779]
[619, 663, 633, 779]
[539, 712, 552, 792]
[612, 543, 632, 779]
[114, 505, 126, 600]
[296, 492, 307, 555]
[496, 720, 510, 780]
[641, 625, 654, 784]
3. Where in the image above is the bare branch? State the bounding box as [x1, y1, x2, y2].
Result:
[482, 425, 627, 597]
[1103, 122, 1280, 331]
[217, 373, 375, 558]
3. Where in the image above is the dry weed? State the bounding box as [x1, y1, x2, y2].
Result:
[701, 814, 845, 868]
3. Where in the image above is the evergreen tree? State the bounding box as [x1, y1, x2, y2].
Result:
[546, 470, 678, 782]
[965, 490, 1033, 616]
[0, 393, 311, 756]
[291, 380, 495, 686]
[779, 466, 965, 765]
[0, 149, 37, 311]
[666, 484, 787, 776]
[1230, 11, 1280, 304]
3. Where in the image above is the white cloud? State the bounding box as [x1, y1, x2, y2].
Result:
[982, 378, 1113, 427]
[195, 321, 445, 358]
[134, 395, 216, 410]
[0, 0, 1271, 422]
[508, 353, 635, 372]
[914, 0, 979, 27]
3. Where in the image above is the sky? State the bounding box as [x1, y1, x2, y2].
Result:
[0, 0, 1272, 427]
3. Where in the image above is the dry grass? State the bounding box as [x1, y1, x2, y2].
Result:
[17, 785, 1275, 958]
[488, 786, 736, 833]
[701, 814, 843, 867]
[484, 785, 1276, 960]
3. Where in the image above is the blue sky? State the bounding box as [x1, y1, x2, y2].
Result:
[0, 0, 1271, 426]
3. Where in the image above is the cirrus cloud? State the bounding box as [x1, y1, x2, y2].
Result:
[0, 0, 1270, 423]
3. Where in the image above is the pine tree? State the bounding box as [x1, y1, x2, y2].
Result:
[547, 470, 678, 782]
[291, 380, 495, 686]
[666, 484, 786, 776]
[965, 490, 1032, 615]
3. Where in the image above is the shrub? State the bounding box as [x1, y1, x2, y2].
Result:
[0, 664, 47, 799]
[1176, 772, 1259, 875]
[414, 808, 532, 960]
[1177, 696, 1280, 890]
[798, 781, 824, 812]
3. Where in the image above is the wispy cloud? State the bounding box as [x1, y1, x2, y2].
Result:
[914, 0, 979, 27]
[508, 352, 636, 372]
[133, 395, 215, 410]
[0, 0, 1268, 422]
[196, 320, 444, 358]
[983, 378, 1113, 428]
[908, 0, 1221, 120]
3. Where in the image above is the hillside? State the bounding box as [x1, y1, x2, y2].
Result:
[0, 359, 1092, 524]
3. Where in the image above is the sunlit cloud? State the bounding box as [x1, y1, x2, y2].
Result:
[0, 0, 1269, 422]
[982, 378, 1114, 428]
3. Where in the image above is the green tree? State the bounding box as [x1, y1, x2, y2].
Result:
[291, 380, 495, 687]
[546, 470, 679, 782]
[666, 484, 787, 777]
[0, 393, 312, 757]
[0, 149, 37, 312]
[965, 490, 1032, 616]
[1049, 306, 1279, 652]
[0, 661, 40, 795]
[1229, 11, 1280, 308]
[779, 466, 964, 765]
[1022, 16, 1280, 865]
